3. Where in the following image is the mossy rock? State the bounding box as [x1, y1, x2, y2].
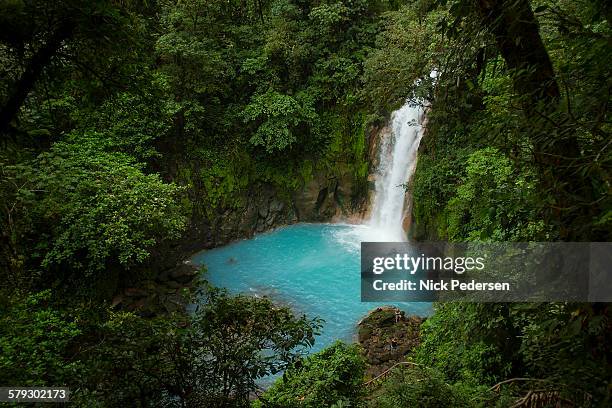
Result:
[357, 306, 424, 379]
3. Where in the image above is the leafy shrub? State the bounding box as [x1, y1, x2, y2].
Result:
[76, 286, 322, 406]
[444, 148, 542, 241]
[257, 341, 366, 408]
[368, 365, 488, 408]
[0, 291, 82, 387]
[414, 303, 515, 386]
[242, 90, 317, 153]
[10, 140, 187, 274]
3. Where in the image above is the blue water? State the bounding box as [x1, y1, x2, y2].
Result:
[191, 223, 431, 353]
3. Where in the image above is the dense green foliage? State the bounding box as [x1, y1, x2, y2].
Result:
[257, 341, 366, 407]
[401, 0, 612, 406]
[0, 0, 610, 406]
[0, 284, 321, 407]
[368, 366, 490, 408]
[0, 290, 82, 386]
[0, 2, 390, 404]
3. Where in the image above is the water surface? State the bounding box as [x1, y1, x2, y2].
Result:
[191, 223, 431, 353]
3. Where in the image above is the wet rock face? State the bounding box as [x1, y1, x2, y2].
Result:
[188, 170, 367, 250]
[357, 306, 424, 379]
[294, 172, 363, 222]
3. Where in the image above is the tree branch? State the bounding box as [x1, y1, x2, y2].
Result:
[0, 21, 74, 134]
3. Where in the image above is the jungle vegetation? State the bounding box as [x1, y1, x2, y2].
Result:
[0, 0, 610, 406]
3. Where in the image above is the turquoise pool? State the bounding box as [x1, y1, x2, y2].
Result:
[191, 223, 431, 353]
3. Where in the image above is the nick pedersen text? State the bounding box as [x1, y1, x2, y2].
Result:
[372, 279, 510, 292]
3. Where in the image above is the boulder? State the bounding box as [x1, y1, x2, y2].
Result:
[357, 306, 424, 379]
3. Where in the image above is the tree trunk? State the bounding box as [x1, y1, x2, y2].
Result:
[475, 0, 586, 238]
[0, 22, 73, 134]
[476, 0, 559, 105]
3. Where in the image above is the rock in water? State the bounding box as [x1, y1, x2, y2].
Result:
[357, 306, 423, 379]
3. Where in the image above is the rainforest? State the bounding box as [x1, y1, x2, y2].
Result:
[0, 0, 610, 407]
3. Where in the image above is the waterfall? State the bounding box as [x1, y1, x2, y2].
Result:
[331, 99, 425, 249]
[366, 101, 425, 241]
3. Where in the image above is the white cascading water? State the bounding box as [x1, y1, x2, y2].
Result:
[366, 101, 425, 241]
[333, 99, 425, 249]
